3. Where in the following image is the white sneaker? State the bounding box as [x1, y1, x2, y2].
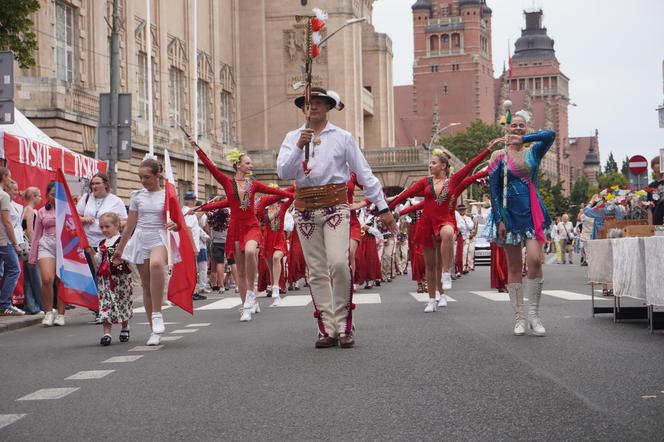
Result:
[42, 311, 55, 326]
[243, 292, 256, 310]
[151, 313, 165, 334]
[437, 295, 448, 308]
[270, 296, 282, 307]
[54, 314, 65, 326]
[514, 319, 527, 336]
[240, 308, 252, 322]
[251, 300, 261, 314]
[442, 273, 452, 290]
[10, 305, 25, 315]
[435, 292, 441, 302]
[424, 299, 437, 313]
[146, 333, 161, 346]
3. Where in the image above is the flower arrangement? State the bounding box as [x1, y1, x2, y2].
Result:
[226, 149, 244, 165]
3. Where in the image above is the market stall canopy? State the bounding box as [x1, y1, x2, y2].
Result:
[0, 108, 107, 194]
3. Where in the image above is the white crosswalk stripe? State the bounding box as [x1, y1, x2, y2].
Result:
[129, 345, 163, 352]
[470, 290, 612, 302]
[17, 388, 79, 401]
[134, 305, 173, 314]
[471, 291, 510, 302]
[274, 295, 311, 307]
[354, 293, 382, 304]
[0, 414, 26, 429]
[170, 329, 198, 334]
[196, 297, 242, 310]
[409, 292, 457, 302]
[65, 370, 114, 380]
[102, 355, 143, 363]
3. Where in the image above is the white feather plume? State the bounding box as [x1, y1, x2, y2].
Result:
[142, 153, 158, 161]
[312, 8, 328, 21]
[312, 32, 322, 45]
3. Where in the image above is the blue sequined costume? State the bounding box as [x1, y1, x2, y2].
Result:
[485, 130, 556, 245]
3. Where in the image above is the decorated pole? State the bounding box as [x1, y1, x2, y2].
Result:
[295, 8, 327, 173]
[502, 100, 512, 212]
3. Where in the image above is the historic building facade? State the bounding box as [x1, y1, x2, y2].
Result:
[13, 0, 394, 200]
[395, 0, 495, 147]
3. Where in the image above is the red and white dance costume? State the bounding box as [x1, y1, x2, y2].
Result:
[388, 149, 492, 311]
[255, 191, 295, 303]
[193, 146, 292, 319]
[353, 211, 382, 288]
[398, 202, 426, 291]
[286, 223, 307, 287]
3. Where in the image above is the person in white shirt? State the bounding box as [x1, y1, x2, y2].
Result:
[183, 192, 208, 301]
[77, 173, 128, 249]
[0, 169, 24, 317]
[455, 205, 475, 273]
[277, 87, 396, 349]
[556, 213, 575, 264]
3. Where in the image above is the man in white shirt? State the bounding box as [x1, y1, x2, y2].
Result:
[0, 168, 23, 316]
[277, 87, 396, 349]
[556, 213, 575, 264]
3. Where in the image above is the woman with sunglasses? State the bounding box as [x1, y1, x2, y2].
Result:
[485, 113, 556, 337]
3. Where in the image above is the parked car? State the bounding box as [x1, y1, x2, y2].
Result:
[474, 225, 491, 265]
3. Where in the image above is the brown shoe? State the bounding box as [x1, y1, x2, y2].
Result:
[339, 334, 355, 348]
[315, 336, 338, 348]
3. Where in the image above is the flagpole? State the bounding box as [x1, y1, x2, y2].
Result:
[192, 0, 199, 199]
[146, 0, 154, 155]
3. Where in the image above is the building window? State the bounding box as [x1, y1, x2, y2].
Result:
[442, 83, 448, 95]
[55, 1, 75, 83]
[519, 79, 526, 90]
[197, 79, 209, 137]
[220, 90, 231, 144]
[451, 33, 461, 49]
[535, 78, 542, 90]
[452, 64, 459, 71]
[169, 67, 184, 127]
[137, 52, 148, 118]
[431, 65, 439, 73]
[430, 35, 440, 54]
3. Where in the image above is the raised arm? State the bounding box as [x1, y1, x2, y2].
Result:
[197, 199, 230, 213]
[256, 194, 285, 216]
[399, 200, 425, 217]
[524, 130, 556, 162]
[450, 141, 497, 187]
[452, 169, 488, 201]
[388, 179, 427, 210]
[186, 136, 233, 194]
[253, 181, 294, 199]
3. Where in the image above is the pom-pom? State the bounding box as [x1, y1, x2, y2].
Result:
[351, 303, 356, 310]
[313, 310, 320, 319]
[142, 153, 158, 161]
[311, 17, 325, 32]
[503, 100, 512, 111]
[312, 8, 328, 21]
[312, 32, 322, 45]
[312, 44, 319, 58]
[226, 148, 244, 165]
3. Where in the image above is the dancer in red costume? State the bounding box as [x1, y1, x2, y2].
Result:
[255, 188, 295, 306]
[186, 138, 292, 322]
[287, 222, 306, 289]
[399, 201, 426, 293]
[389, 141, 501, 313]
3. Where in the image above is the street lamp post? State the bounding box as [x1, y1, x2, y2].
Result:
[427, 122, 461, 151]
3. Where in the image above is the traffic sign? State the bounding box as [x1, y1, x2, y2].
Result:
[628, 155, 648, 175]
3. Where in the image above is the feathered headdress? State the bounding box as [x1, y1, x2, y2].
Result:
[226, 149, 244, 165]
[431, 148, 444, 157]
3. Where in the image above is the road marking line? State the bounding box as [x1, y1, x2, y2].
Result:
[17, 388, 79, 401]
[137, 322, 179, 325]
[470, 291, 510, 302]
[129, 345, 163, 352]
[102, 355, 143, 363]
[353, 293, 382, 304]
[133, 305, 173, 314]
[0, 414, 26, 429]
[543, 290, 599, 301]
[409, 292, 457, 302]
[170, 329, 197, 334]
[159, 336, 183, 341]
[275, 295, 311, 307]
[195, 297, 243, 310]
[65, 370, 114, 380]
[187, 323, 210, 327]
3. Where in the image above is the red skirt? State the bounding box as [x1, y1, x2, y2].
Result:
[264, 228, 287, 257]
[490, 243, 508, 290]
[350, 213, 361, 243]
[228, 216, 261, 255]
[354, 234, 381, 284]
[287, 230, 306, 284]
[414, 214, 455, 249]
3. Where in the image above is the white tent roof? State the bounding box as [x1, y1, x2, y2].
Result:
[0, 108, 67, 158]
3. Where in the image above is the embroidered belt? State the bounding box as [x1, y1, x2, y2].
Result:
[295, 183, 347, 211]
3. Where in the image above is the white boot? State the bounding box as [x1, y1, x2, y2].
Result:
[526, 278, 546, 336]
[441, 272, 452, 290]
[508, 283, 526, 336]
[437, 294, 448, 308]
[151, 312, 165, 334]
[240, 308, 252, 322]
[244, 291, 257, 314]
[424, 299, 437, 313]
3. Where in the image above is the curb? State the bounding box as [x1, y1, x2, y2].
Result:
[0, 315, 45, 334]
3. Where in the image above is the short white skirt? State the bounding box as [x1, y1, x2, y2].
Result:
[122, 228, 181, 265]
[38, 234, 56, 260]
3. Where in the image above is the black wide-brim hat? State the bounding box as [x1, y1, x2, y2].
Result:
[294, 86, 337, 110]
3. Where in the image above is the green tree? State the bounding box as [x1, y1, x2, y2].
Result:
[620, 155, 630, 177]
[0, 0, 40, 69]
[569, 177, 593, 219]
[597, 171, 628, 189]
[436, 120, 504, 163]
[604, 152, 618, 174]
[538, 174, 570, 218]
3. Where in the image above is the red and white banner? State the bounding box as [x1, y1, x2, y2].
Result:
[3, 132, 107, 198]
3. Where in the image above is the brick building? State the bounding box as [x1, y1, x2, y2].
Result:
[395, 0, 495, 147]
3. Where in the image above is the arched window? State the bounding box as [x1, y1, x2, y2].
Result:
[451, 33, 461, 48]
[442, 34, 449, 49]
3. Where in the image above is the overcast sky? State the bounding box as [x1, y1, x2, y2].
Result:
[373, 0, 664, 167]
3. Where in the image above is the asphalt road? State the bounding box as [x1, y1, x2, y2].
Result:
[1, 263, 662, 441]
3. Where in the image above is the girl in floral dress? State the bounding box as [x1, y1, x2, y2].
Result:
[97, 212, 133, 346]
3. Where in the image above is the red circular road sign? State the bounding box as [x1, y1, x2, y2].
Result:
[628, 155, 648, 174]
